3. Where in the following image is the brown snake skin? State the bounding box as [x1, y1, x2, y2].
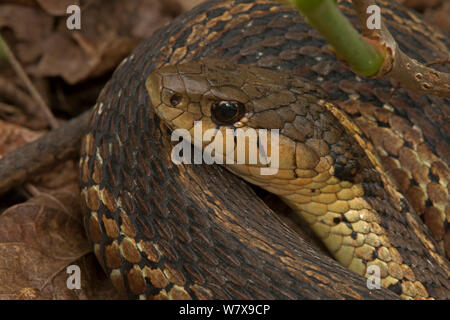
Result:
[79, 0, 450, 299]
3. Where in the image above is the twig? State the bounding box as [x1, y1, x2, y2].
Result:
[0, 35, 59, 128]
[283, 0, 450, 98]
[23, 183, 41, 198]
[0, 110, 90, 195]
[352, 0, 450, 97]
[0, 76, 40, 117]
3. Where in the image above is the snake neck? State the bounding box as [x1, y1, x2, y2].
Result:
[224, 100, 448, 300]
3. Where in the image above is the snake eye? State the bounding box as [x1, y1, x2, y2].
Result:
[211, 101, 245, 125]
[170, 93, 182, 106]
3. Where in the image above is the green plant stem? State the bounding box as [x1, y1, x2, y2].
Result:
[287, 0, 384, 76]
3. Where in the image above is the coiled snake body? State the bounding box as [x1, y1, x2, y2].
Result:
[79, 0, 450, 299]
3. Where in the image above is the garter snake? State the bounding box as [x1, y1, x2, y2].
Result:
[79, 0, 450, 299]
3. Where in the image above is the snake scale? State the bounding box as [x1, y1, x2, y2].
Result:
[79, 0, 450, 299]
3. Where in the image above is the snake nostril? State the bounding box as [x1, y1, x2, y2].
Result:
[170, 94, 182, 106]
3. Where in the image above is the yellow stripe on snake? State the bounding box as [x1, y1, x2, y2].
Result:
[79, 0, 450, 299]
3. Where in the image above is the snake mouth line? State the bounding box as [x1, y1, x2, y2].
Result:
[167, 120, 281, 175]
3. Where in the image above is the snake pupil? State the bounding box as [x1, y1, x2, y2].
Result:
[212, 101, 244, 125]
[170, 94, 182, 106]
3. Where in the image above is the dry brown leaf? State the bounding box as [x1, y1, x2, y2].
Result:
[0, 0, 203, 118]
[0, 5, 53, 63]
[0, 120, 44, 157]
[0, 184, 120, 299]
[29, 31, 137, 84]
[0, 5, 52, 41]
[1, 0, 179, 85]
[28, 0, 177, 84]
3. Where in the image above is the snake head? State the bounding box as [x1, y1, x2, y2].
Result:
[146, 58, 327, 130]
[147, 59, 249, 132]
[146, 59, 346, 175]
